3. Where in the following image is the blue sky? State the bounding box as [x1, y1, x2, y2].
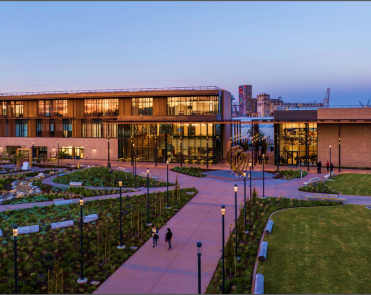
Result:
[1, 1, 370, 105]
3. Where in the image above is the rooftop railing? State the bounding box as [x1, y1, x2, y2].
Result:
[275, 105, 370, 110]
[0, 86, 221, 97]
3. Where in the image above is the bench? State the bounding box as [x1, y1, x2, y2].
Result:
[324, 171, 336, 180]
[139, 172, 158, 180]
[306, 193, 347, 202]
[117, 167, 129, 172]
[303, 177, 321, 186]
[70, 182, 83, 186]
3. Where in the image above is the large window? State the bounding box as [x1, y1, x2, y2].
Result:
[1, 101, 23, 117]
[84, 99, 119, 116]
[15, 119, 28, 137]
[38, 100, 52, 116]
[53, 100, 68, 117]
[36, 119, 42, 137]
[62, 119, 72, 137]
[132, 98, 153, 116]
[167, 96, 219, 116]
[50, 119, 55, 137]
[81, 119, 118, 138]
[1, 102, 6, 116]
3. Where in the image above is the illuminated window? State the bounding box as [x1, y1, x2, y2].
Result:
[53, 100, 68, 117]
[167, 96, 219, 116]
[62, 119, 72, 137]
[84, 99, 119, 116]
[132, 98, 153, 116]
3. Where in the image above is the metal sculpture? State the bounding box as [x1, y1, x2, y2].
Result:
[227, 145, 250, 176]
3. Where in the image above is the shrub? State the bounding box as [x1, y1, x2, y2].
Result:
[20, 286, 35, 294]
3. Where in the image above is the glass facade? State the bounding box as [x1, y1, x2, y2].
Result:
[15, 119, 28, 137]
[132, 98, 153, 116]
[84, 99, 119, 116]
[53, 100, 68, 117]
[38, 100, 52, 116]
[276, 123, 317, 166]
[167, 96, 219, 116]
[118, 123, 221, 163]
[62, 119, 72, 137]
[0, 101, 23, 118]
[81, 119, 118, 138]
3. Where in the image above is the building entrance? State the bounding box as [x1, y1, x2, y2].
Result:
[287, 151, 298, 165]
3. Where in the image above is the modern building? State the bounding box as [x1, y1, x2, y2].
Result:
[238, 85, 253, 116]
[274, 107, 371, 169]
[0, 87, 239, 164]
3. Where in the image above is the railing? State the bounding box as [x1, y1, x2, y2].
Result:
[274, 105, 370, 111]
[0, 86, 221, 97]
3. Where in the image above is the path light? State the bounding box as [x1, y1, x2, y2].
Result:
[262, 153, 265, 198]
[146, 168, 151, 226]
[249, 161, 252, 221]
[32, 141, 34, 167]
[13, 225, 18, 294]
[117, 180, 125, 249]
[166, 160, 170, 209]
[197, 242, 202, 294]
[329, 144, 332, 179]
[77, 197, 87, 284]
[221, 205, 225, 294]
[243, 172, 247, 233]
[57, 140, 59, 167]
[234, 184, 240, 260]
[107, 136, 111, 168]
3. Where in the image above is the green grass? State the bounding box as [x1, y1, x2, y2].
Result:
[258, 205, 371, 294]
[326, 173, 371, 196]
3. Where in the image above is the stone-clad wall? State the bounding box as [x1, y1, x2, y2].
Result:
[317, 123, 371, 168]
[0, 137, 118, 161]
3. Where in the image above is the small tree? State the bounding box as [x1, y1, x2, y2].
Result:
[261, 140, 267, 156]
[57, 151, 68, 161]
[0, 149, 9, 165]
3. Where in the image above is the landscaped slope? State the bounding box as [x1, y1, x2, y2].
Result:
[258, 205, 371, 294]
[326, 173, 371, 196]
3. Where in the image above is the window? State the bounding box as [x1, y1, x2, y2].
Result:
[167, 96, 219, 116]
[36, 119, 42, 137]
[50, 119, 55, 137]
[84, 99, 119, 116]
[15, 119, 27, 137]
[1, 102, 6, 116]
[39, 100, 52, 116]
[132, 98, 153, 116]
[62, 119, 72, 137]
[53, 100, 68, 117]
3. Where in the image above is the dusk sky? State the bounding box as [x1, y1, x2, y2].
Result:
[1, 1, 370, 105]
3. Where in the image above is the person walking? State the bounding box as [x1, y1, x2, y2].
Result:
[152, 225, 159, 248]
[270, 145, 274, 153]
[330, 162, 334, 173]
[265, 155, 268, 164]
[319, 161, 322, 174]
[165, 228, 173, 250]
[326, 160, 330, 172]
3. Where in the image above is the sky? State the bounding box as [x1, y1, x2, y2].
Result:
[1, 1, 370, 105]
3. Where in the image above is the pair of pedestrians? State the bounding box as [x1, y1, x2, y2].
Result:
[152, 226, 173, 250]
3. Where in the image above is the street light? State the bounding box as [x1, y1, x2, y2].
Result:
[262, 153, 265, 198]
[57, 140, 59, 167]
[206, 137, 209, 168]
[329, 144, 332, 179]
[107, 136, 111, 168]
[180, 137, 183, 168]
[234, 184, 240, 260]
[77, 197, 87, 284]
[197, 242, 202, 294]
[146, 168, 151, 226]
[117, 180, 125, 249]
[13, 225, 18, 294]
[32, 141, 34, 167]
[249, 161, 252, 221]
[221, 205, 225, 294]
[166, 160, 170, 209]
[132, 144, 135, 175]
[243, 172, 247, 233]
[155, 136, 157, 167]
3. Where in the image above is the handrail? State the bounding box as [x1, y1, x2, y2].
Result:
[0, 86, 221, 97]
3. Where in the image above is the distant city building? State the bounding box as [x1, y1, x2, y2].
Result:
[238, 85, 252, 116]
[257, 93, 283, 117]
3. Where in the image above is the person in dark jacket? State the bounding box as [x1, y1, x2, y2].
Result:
[326, 160, 330, 172]
[165, 228, 173, 250]
[330, 162, 334, 173]
[265, 155, 268, 164]
[318, 161, 322, 174]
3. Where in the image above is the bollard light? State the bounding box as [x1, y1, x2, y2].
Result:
[119, 179, 122, 187]
[166, 160, 170, 209]
[118, 179, 125, 249]
[13, 225, 18, 294]
[234, 184, 237, 192]
[197, 242, 202, 294]
[77, 197, 87, 284]
[221, 205, 225, 215]
[146, 168, 151, 226]
[221, 205, 225, 293]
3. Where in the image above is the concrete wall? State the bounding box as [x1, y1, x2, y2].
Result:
[317, 123, 371, 168]
[0, 137, 119, 161]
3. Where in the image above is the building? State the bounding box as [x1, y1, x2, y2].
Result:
[238, 85, 253, 116]
[274, 108, 371, 168]
[257, 93, 283, 117]
[0, 86, 237, 164]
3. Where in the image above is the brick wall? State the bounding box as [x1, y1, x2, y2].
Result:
[318, 108, 371, 120]
[318, 123, 371, 168]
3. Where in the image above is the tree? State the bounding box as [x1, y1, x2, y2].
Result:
[0, 149, 9, 165]
[261, 139, 267, 155]
[57, 151, 68, 161]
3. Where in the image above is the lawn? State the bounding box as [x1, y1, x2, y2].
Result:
[326, 173, 371, 196]
[257, 205, 371, 294]
[0, 187, 197, 294]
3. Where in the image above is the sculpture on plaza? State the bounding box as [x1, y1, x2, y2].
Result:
[227, 145, 250, 176]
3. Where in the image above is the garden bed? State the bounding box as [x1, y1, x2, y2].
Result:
[298, 181, 339, 194]
[53, 167, 171, 187]
[0, 187, 197, 294]
[171, 166, 206, 177]
[271, 169, 308, 180]
[205, 189, 342, 294]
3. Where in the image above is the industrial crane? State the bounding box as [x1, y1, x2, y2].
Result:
[359, 99, 370, 107]
[323, 88, 330, 107]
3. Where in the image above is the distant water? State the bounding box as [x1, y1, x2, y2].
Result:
[235, 116, 274, 144]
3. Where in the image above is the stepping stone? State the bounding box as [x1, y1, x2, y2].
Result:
[130, 246, 138, 250]
[91, 281, 100, 285]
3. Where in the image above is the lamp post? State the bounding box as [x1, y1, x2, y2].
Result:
[57, 140, 59, 167]
[13, 225, 18, 294]
[329, 144, 332, 179]
[249, 162, 252, 220]
[180, 137, 183, 167]
[262, 154, 265, 198]
[166, 160, 170, 209]
[132, 144, 135, 175]
[155, 136, 157, 167]
[206, 137, 209, 169]
[107, 136, 111, 168]
[277, 137, 280, 171]
[77, 197, 87, 284]
[146, 168, 151, 226]
[234, 184, 239, 260]
[243, 172, 247, 233]
[339, 137, 341, 172]
[32, 141, 34, 167]
[221, 205, 225, 294]
[117, 180, 125, 249]
[197, 242, 202, 294]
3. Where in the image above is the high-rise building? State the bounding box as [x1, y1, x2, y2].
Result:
[238, 85, 252, 116]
